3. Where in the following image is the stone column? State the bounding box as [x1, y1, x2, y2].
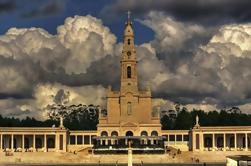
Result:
[33, 134, 36, 151]
[89, 135, 92, 145]
[223, 133, 226, 151]
[55, 134, 59, 152]
[11, 134, 14, 151]
[44, 134, 47, 152]
[202, 134, 204, 151]
[245, 133, 248, 151]
[63, 134, 67, 152]
[192, 132, 196, 151]
[201, 134, 204, 151]
[0, 134, 2, 151]
[212, 134, 215, 151]
[106, 138, 109, 145]
[75, 135, 77, 145]
[22, 134, 25, 152]
[234, 133, 237, 150]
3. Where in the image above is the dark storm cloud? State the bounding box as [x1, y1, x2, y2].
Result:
[21, 1, 65, 18]
[76, 55, 120, 89]
[49, 54, 121, 91]
[0, 0, 16, 13]
[154, 62, 223, 105]
[0, 93, 31, 100]
[102, 0, 251, 25]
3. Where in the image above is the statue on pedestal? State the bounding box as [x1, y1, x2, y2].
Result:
[194, 115, 200, 128]
[59, 116, 64, 128]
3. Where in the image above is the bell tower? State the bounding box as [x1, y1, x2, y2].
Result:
[98, 12, 161, 138]
[120, 11, 138, 93]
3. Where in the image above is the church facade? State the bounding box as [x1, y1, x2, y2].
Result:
[95, 15, 163, 153]
[0, 15, 251, 154]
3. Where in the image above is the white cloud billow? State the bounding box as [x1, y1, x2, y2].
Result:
[34, 83, 106, 119]
[57, 15, 117, 74]
[139, 12, 251, 112]
[0, 15, 114, 119]
[140, 11, 206, 54]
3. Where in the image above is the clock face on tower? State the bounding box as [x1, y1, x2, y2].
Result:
[127, 51, 131, 58]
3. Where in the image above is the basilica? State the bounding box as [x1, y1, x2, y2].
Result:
[0, 15, 251, 154]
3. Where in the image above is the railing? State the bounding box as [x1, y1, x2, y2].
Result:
[93, 144, 164, 150]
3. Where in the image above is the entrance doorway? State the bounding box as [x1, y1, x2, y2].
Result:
[125, 131, 134, 146]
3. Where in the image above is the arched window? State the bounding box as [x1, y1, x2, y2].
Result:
[141, 131, 148, 136]
[127, 66, 131, 78]
[128, 39, 130, 45]
[126, 131, 134, 137]
[111, 131, 118, 137]
[101, 131, 108, 137]
[127, 102, 132, 115]
[151, 131, 158, 136]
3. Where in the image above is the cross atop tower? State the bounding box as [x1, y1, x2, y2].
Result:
[127, 11, 131, 21]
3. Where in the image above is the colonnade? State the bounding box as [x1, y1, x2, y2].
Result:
[69, 134, 95, 145]
[193, 132, 251, 151]
[0, 132, 67, 152]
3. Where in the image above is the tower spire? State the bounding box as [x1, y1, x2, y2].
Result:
[120, 11, 138, 93]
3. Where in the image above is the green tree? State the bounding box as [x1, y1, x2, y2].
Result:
[174, 109, 193, 129]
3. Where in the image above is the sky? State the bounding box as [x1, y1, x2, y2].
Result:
[0, 0, 251, 119]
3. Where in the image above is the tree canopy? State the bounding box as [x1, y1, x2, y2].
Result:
[161, 109, 251, 130]
[1, 105, 251, 130]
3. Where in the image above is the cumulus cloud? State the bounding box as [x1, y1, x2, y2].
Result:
[0, 66, 29, 95]
[136, 12, 251, 111]
[195, 24, 251, 106]
[1, 13, 251, 119]
[0, 84, 106, 120]
[0, 15, 115, 119]
[0, 15, 116, 93]
[34, 83, 106, 119]
[136, 43, 169, 90]
[139, 12, 212, 69]
[57, 15, 116, 74]
[152, 98, 174, 111]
